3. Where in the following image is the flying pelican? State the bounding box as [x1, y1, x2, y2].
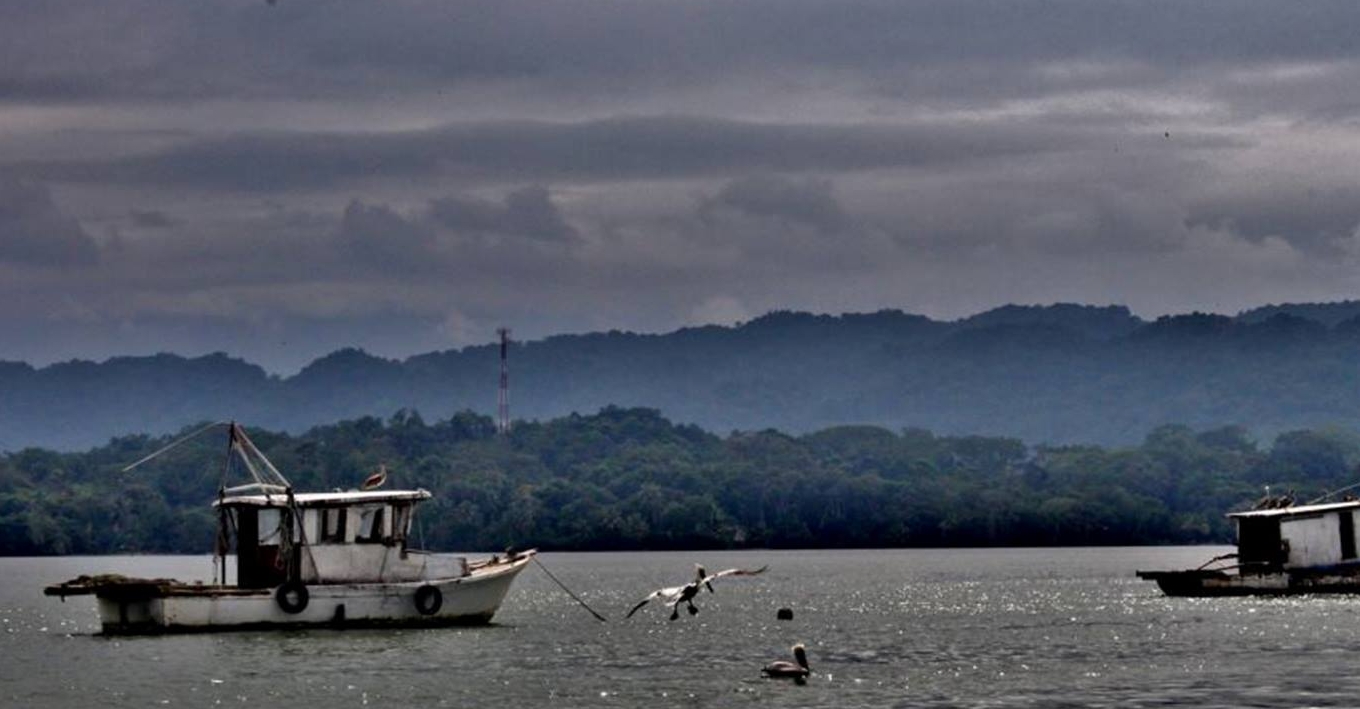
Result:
[762, 643, 811, 681]
[624, 564, 768, 620]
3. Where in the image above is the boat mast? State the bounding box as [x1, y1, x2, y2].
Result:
[225, 423, 318, 585]
[497, 327, 511, 435]
[216, 422, 236, 585]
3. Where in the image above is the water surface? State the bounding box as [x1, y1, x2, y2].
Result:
[5, 547, 1358, 707]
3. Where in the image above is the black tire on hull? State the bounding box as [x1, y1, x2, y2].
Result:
[414, 584, 443, 615]
[275, 581, 309, 614]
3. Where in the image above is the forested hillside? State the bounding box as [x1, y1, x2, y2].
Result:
[7, 302, 1360, 450]
[4, 408, 1359, 555]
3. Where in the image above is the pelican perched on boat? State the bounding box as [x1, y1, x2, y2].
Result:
[762, 643, 810, 681]
[624, 564, 768, 620]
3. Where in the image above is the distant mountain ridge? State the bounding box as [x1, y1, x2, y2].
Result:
[955, 303, 1143, 340]
[7, 302, 1360, 451]
[1237, 300, 1360, 327]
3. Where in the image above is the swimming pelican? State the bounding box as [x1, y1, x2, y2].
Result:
[624, 564, 768, 620]
[762, 643, 810, 681]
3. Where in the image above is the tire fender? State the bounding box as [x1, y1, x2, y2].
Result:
[275, 581, 309, 614]
[414, 584, 443, 616]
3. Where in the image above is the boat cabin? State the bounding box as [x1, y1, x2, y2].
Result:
[215, 489, 455, 587]
[1229, 500, 1360, 572]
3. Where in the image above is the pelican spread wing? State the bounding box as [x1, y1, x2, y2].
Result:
[702, 565, 768, 583]
[700, 565, 768, 592]
[624, 584, 686, 618]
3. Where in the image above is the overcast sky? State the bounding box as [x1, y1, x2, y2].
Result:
[4, 1, 1360, 373]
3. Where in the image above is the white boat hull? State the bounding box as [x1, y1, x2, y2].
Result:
[91, 554, 532, 634]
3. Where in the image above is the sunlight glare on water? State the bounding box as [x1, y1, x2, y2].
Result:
[6, 547, 1360, 707]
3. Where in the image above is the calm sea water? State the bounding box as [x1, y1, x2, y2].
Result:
[5, 547, 1360, 707]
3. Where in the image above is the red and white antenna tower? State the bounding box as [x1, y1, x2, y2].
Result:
[497, 327, 511, 434]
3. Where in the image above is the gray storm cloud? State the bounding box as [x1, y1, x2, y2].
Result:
[430, 186, 580, 243]
[14, 116, 1123, 191]
[701, 176, 849, 235]
[2, 1, 1360, 371]
[0, 179, 99, 266]
[337, 199, 440, 273]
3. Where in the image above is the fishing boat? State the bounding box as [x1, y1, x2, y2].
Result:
[44, 423, 535, 634]
[1137, 494, 1360, 597]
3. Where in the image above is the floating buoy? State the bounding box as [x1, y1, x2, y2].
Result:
[776, 607, 794, 620]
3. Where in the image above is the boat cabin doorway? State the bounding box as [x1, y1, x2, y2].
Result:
[1237, 516, 1286, 570]
[229, 506, 293, 589]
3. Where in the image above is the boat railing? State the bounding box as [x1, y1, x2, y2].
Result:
[222, 482, 290, 495]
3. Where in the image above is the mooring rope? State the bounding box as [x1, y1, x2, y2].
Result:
[533, 555, 607, 623]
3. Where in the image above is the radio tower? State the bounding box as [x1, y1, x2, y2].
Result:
[497, 328, 511, 434]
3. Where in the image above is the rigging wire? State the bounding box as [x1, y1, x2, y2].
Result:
[1308, 479, 1360, 505]
[121, 421, 230, 473]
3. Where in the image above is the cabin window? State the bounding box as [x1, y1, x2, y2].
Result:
[321, 507, 347, 543]
[391, 504, 410, 543]
[1341, 512, 1357, 560]
[233, 507, 257, 554]
[356, 505, 386, 543]
[258, 509, 282, 545]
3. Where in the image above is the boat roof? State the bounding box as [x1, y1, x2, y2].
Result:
[215, 489, 432, 508]
[1229, 499, 1360, 519]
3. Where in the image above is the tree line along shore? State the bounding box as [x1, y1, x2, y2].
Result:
[3, 407, 1357, 555]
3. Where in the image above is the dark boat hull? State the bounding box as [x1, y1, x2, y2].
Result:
[1137, 567, 1360, 597]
